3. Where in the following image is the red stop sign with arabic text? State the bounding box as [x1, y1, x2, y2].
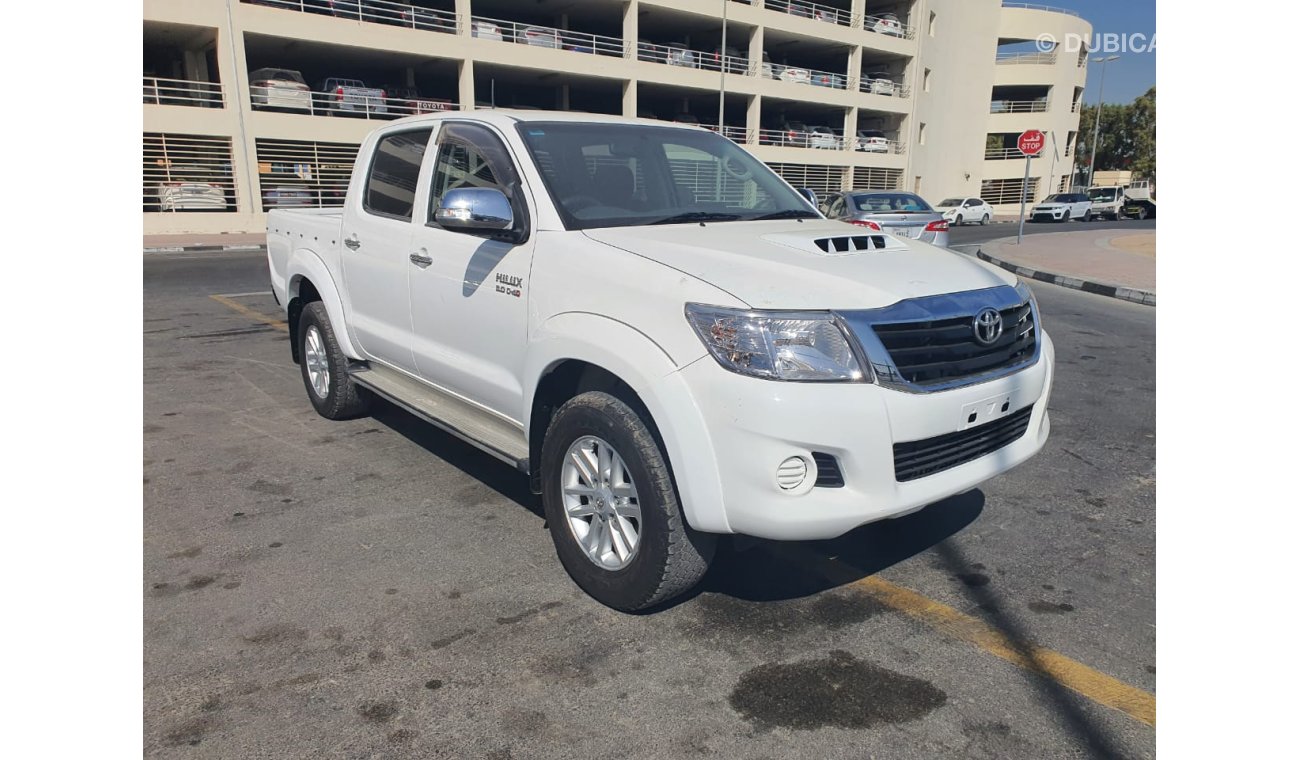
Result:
[1017, 130, 1046, 156]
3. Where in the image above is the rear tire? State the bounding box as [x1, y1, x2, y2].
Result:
[980, 214, 990, 226]
[1083, 210, 1093, 222]
[298, 301, 371, 420]
[541, 391, 715, 612]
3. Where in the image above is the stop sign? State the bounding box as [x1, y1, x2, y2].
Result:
[1018, 130, 1046, 157]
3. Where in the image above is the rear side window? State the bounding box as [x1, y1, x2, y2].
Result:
[363, 128, 433, 221]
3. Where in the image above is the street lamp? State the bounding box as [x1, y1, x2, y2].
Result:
[1086, 55, 1120, 188]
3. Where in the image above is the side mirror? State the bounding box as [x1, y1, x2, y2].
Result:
[796, 187, 818, 208]
[435, 187, 513, 232]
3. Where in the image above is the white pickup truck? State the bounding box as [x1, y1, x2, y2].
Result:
[267, 111, 1054, 611]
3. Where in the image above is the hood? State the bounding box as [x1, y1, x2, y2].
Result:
[582, 220, 1015, 310]
[1033, 203, 1065, 209]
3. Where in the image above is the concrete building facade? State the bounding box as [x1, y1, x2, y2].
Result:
[143, 0, 1091, 234]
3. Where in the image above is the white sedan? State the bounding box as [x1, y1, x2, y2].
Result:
[935, 197, 994, 226]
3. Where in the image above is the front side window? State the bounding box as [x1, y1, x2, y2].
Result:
[516, 122, 817, 230]
[363, 128, 433, 221]
[427, 122, 530, 222]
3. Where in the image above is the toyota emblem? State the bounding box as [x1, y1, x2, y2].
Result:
[973, 308, 1003, 345]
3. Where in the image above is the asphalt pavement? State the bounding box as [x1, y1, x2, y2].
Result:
[144, 245, 1155, 759]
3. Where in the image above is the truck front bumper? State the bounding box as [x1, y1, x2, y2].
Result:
[673, 332, 1053, 540]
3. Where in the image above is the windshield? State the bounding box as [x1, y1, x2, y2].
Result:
[850, 193, 933, 213]
[937, 198, 963, 207]
[516, 122, 817, 230]
[1043, 194, 1071, 203]
[1088, 187, 1118, 201]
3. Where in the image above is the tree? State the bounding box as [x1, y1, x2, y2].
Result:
[1076, 86, 1155, 185]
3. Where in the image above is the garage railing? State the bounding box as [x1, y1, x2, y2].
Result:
[699, 124, 749, 144]
[251, 88, 458, 118]
[995, 50, 1057, 65]
[990, 99, 1049, 113]
[143, 77, 224, 108]
[1000, 3, 1082, 18]
[242, 0, 459, 34]
[985, 146, 1041, 160]
[470, 15, 625, 57]
[764, 0, 855, 27]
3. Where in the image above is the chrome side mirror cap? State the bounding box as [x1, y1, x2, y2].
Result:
[435, 187, 513, 231]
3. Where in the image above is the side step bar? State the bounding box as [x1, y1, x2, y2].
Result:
[349, 364, 530, 473]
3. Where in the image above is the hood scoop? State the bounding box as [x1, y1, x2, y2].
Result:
[762, 231, 908, 256]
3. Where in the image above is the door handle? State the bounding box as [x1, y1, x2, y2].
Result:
[409, 250, 433, 267]
[343, 235, 361, 250]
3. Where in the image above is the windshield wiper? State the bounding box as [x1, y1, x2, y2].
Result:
[649, 212, 743, 225]
[751, 209, 820, 221]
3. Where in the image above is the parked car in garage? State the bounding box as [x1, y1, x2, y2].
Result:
[808, 126, 840, 149]
[760, 51, 777, 79]
[149, 165, 231, 212]
[1030, 193, 1092, 222]
[778, 66, 811, 84]
[705, 44, 747, 74]
[811, 71, 846, 89]
[854, 129, 890, 153]
[863, 72, 897, 96]
[472, 19, 504, 40]
[383, 85, 453, 115]
[776, 120, 812, 147]
[249, 68, 312, 112]
[665, 43, 696, 68]
[935, 197, 994, 226]
[518, 25, 560, 48]
[314, 78, 387, 116]
[262, 185, 317, 209]
[822, 191, 950, 246]
[866, 13, 905, 37]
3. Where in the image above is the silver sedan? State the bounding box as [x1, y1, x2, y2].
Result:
[820, 191, 950, 246]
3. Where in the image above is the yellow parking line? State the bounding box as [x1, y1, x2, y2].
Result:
[783, 545, 1156, 726]
[848, 575, 1155, 726]
[209, 294, 287, 333]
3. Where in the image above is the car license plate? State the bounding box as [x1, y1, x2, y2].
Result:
[891, 227, 916, 238]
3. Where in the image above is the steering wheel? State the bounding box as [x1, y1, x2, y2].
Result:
[563, 194, 606, 211]
[721, 154, 753, 181]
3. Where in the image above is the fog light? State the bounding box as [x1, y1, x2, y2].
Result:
[776, 456, 809, 491]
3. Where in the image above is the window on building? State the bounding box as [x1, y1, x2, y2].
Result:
[923, 68, 932, 92]
[364, 129, 433, 220]
[929, 12, 937, 37]
[913, 176, 923, 194]
[980, 177, 1041, 205]
[918, 123, 927, 145]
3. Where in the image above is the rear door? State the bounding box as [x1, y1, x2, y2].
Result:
[407, 121, 537, 420]
[340, 126, 434, 374]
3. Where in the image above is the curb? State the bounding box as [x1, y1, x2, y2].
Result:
[976, 247, 1155, 307]
[144, 244, 266, 254]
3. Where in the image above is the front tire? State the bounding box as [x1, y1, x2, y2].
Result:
[541, 392, 715, 612]
[298, 301, 371, 420]
[954, 214, 964, 226]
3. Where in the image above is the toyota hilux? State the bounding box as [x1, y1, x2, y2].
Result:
[267, 111, 1054, 611]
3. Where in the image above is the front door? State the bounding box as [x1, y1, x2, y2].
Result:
[340, 127, 433, 374]
[407, 121, 536, 422]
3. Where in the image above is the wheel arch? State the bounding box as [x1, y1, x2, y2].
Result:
[525, 313, 729, 534]
[284, 249, 360, 363]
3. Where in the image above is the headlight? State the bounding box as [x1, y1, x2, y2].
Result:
[685, 304, 866, 382]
